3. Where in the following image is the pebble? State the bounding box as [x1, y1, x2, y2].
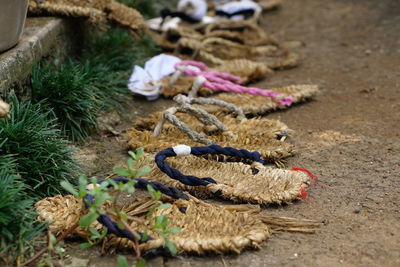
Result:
[353, 208, 361, 214]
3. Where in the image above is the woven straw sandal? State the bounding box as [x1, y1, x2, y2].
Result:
[203, 20, 278, 46]
[145, 144, 316, 204]
[28, 0, 144, 32]
[206, 84, 320, 115]
[175, 37, 279, 62]
[129, 96, 294, 164]
[36, 177, 319, 255]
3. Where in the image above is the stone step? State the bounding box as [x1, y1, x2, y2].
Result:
[0, 17, 82, 98]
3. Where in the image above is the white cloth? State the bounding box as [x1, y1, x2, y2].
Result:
[146, 17, 182, 32]
[128, 54, 182, 100]
[173, 145, 192, 156]
[177, 0, 208, 21]
[217, 0, 261, 20]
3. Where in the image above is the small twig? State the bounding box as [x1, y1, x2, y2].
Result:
[20, 222, 79, 266]
[221, 256, 228, 267]
[119, 219, 141, 258]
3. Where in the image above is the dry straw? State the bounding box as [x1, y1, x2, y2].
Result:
[145, 152, 311, 204]
[206, 84, 319, 115]
[28, 0, 144, 32]
[129, 107, 294, 164]
[36, 193, 319, 254]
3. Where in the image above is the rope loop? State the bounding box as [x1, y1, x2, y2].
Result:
[155, 144, 266, 187]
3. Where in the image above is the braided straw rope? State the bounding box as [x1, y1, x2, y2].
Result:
[28, 0, 144, 32]
[35, 193, 319, 254]
[206, 84, 319, 115]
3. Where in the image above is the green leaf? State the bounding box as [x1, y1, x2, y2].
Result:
[89, 227, 100, 237]
[147, 184, 155, 194]
[156, 203, 172, 210]
[128, 151, 136, 159]
[60, 180, 78, 196]
[141, 230, 149, 242]
[167, 226, 181, 234]
[126, 158, 135, 170]
[78, 175, 88, 192]
[49, 233, 57, 244]
[136, 258, 146, 267]
[154, 215, 169, 229]
[79, 243, 93, 249]
[79, 212, 99, 227]
[135, 147, 144, 160]
[113, 166, 130, 177]
[165, 239, 177, 255]
[119, 212, 128, 221]
[136, 165, 152, 177]
[117, 221, 125, 230]
[117, 255, 129, 267]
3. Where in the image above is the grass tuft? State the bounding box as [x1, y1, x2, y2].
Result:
[0, 165, 44, 262]
[31, 60, 101, 141]
[82, 28, 161, 70]
[0, 95, 78, 197]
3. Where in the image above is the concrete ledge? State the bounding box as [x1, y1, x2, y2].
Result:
[0, 17, 83, 98]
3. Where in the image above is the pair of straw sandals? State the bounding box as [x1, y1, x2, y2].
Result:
[37, 78, 320, 256]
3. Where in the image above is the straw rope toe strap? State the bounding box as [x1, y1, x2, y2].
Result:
[151, 144, 313, 204]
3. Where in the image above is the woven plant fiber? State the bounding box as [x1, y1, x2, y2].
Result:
[36, 193, 319, 254]
[35, 195, 103, 237]
[176, 37, 279, 62]
[129, 111, 294, 163]
[28, 0, 144, 32]
[145, 154, 311, 204]
[206, 84, 319, 115]
[204, 20, 278, 47]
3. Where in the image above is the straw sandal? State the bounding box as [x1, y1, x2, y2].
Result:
[203, 20, 278, 46]
[28, 0, 144, 32]
[206, 84, 320, 115]
[129, 96, 294, 163]
[175, 36, 279, 62]
[146, 144, 316, 204]
[36, 177, 319, 255]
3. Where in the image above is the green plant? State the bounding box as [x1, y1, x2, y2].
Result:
[31, 60, 101, 141]
[37, 232, 66, 267]
[0, 95, 78, 197]
[0, 162, 44, 263]
[113, 148, 152, 178]
[60, 148, 179, 265]
[83, 28, 161, 71]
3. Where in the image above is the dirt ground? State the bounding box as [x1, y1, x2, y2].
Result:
[69, 0, 400, 266]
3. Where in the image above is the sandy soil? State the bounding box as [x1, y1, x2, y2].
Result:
[69, 0, 400, 266]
